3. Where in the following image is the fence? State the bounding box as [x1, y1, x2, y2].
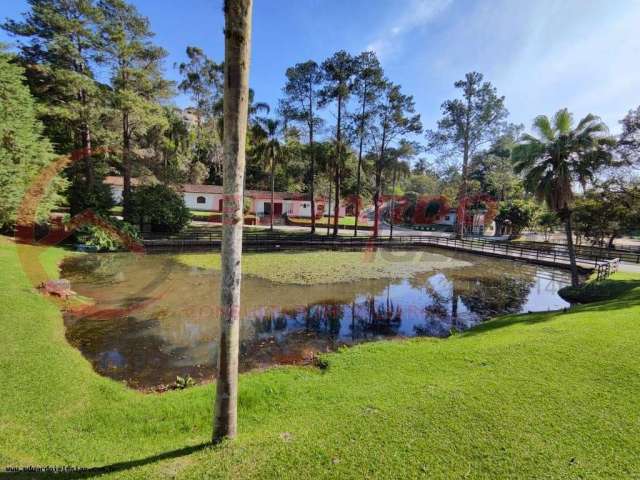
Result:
[143, 230, 621, 275]
[595, 258, 620, 281]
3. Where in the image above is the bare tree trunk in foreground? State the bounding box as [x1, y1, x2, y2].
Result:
[213, 0, 253, 443]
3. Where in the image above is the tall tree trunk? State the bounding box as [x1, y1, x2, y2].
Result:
[76, 40, 93, 190]
[81, 122, 93, 188]
[214, 0, 252, 443]
[456, 99, 472, 239]
[270, 160, 274, 231]
[563, 211, 580, 287]
[309, 93, 316, 235]
[326, 180, 332, 236]
[354, 83, 367, 237]
[389, 167, 397, 240]
[373, 124, 387, 238]
[333, 164, 340, 236]
[122, 112, 132, 222]
[333, 98, 342, 236]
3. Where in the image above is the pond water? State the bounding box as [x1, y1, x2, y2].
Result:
[61, 249, 571, 389]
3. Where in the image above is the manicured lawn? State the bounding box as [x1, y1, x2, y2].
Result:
[2, 235, 640, 478]
[289, 215, 360, 226]
[176, 249, 469, 285]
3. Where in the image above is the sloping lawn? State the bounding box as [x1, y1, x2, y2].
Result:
[1, 235, 640, 479]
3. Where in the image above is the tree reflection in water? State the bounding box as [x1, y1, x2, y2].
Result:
[62, 252, 568, 388]
[414, 270, 535, 337]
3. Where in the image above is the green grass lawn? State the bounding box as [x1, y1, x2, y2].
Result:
[2, 235, 640, 478]
[289, 215, 359, 226]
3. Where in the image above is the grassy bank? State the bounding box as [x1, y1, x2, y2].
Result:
[2, 235, 640, 478]
[176, 249, 470, 285]
[288, 215, 358, 226]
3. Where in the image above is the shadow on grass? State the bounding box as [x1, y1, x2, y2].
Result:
[558, 279, 640, 304]
[0, 443, 211, 479]
[459, 279, 640, 338]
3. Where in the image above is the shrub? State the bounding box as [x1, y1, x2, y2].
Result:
[67, 174, 115, 217]
[0, 51, 67, 229]
[175, 375, 195, 389]
[558, 278, 637, 304]
[76, 219, 141, 252]
[130, 184, 191, 234]
[537, 211, 559, 241]
[495, 200, 538, 236]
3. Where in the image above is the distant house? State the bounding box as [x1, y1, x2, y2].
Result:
[104, 176, 345, 221]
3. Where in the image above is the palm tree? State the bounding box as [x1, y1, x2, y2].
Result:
[388, 140, 415, 239]
[512, 109, 614, 287]
[253, 118, 282, 231]
[214, 0, 253, 443]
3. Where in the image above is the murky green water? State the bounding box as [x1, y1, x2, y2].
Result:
[61, 249, 571, 389]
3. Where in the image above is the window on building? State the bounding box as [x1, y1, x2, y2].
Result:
[444, 216, 450, 221]
[196, 196, 206, 204]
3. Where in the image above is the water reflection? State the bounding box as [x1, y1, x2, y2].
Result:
[61, 250, 571, 388]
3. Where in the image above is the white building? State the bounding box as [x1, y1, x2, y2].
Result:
[105, 176, 344, 220]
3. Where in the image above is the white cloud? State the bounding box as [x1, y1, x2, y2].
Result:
[365, 0, 452, 58]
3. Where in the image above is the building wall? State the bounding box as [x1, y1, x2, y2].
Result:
[183, 192, 223, 211]
[107, 179, 333, 218]
[110, 186, 123, 204]
[254, 199, 334, 218]
[437, 211, 457, 225]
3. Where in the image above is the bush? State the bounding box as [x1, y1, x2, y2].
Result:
[76, 219, 141, 252]
[537, 211, 559, 241]
[67, 174, 115, 217]
[558, 278, 639, 304]
[495, 200, 538, 236]
[130, 184, 190, 234]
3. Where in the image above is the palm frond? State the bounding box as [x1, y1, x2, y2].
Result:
[532, 115, 554, 141]
[575, 113, 600, 132]
[554, 108, 573, 135]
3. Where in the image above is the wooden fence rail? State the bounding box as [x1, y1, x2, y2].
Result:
[143, 231, 621, 277]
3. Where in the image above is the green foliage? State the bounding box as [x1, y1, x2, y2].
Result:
[537, 210, 559, 240]
[0, 51, 67, 229]
[75, 217, 140, 251]
[558, 277, 640, 304]
[573, 188, 640, 247]
[512, 109, 615, 215]
[2, 0, 106, 156]
[495, 199, 539, 236]
[175, 375, 195, 390]
[67, 173, 115, 217]
[98, 0, 172, 220]
[617, 105, 640, 167]
[76, 219, 140, 251]
[130, 184, 190, 234]
[426, 72, 509, 185]
[469, 126, 524, 200]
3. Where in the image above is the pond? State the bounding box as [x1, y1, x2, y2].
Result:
[61, 249, 571, 389]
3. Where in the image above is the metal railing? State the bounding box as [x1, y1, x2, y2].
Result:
[143, 230, 620, 273]
[595, 258, 620, 281]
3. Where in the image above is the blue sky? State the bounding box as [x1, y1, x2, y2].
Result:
[2, 0, 639, 136]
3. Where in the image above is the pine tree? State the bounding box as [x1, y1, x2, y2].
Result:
[0, 50, 66, 229]
[371, 82, 422, 237]
[3, 0, 107, 208]
[280, 60, 323, 233]
[97, 0, 172, 221]
[320, 51, 357, 236]
[351, 51, 384, 235]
